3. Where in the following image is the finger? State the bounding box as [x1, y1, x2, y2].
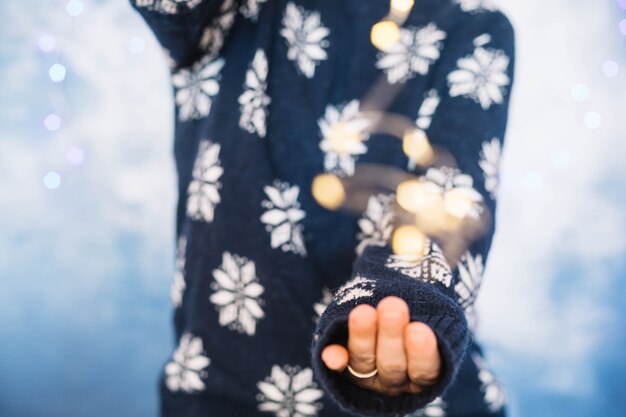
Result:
[405, 322, 441, 385]
[321, 344, 349, 372]
[347, 304, 378, 375]
[376, 296, 410, 387]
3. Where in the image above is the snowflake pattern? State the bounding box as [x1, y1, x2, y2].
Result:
[472, 352, 507, 412]
[376, 23, 447, 84]
[135, 0, 202, 14]
[406, 397, 446, 416]
[164, 332, 210, 393]
[455, 251, 484, 330]
[171, 235, 187, 308]
[313, 287, 332, 322]
[318, 100, 371, 176]
[240, 0, 268, 20]
[210, 252, 265, 336]
[260, 181, 307, 256]
[479, 137, 502, 200]
[386, 240, 452, 287]
[453, 0, 497, 13]
[280, 2, 330, 78]
[199, 0, 238, 56]
[257, 365, 324, 417]
[334, 275, 376, 305]
[424, 166, 484, 219]
[239, 49, 271, 138]
[447, 36, 510, 110]
[416, 89, 441, 130]
[356, 193, 395, 255]
[173, 54, 224, 121]
[186, 140, 223, 223]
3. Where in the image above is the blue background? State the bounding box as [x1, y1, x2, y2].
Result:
[1, 1, 625, 416]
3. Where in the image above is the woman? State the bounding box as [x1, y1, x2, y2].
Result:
[130, 0, 515, 415]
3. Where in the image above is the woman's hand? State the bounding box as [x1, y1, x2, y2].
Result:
[320, 296, 441, 396]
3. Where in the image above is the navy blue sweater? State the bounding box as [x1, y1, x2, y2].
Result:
[130, 0, 515, 416]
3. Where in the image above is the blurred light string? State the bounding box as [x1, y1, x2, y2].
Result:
[38, 0, 87, 190]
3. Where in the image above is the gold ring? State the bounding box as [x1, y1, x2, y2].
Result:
[346, 364, 378, 379]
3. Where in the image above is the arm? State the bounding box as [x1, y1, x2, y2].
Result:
[129, 0, 239, 69]
[311, 9, 515, 416]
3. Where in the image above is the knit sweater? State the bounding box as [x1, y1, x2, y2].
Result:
[130, 0, 515, 416]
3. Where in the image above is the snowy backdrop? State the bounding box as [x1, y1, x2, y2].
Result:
[0, 0, 625, 416]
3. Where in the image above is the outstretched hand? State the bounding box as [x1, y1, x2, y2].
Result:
[321, 296, 441, 396]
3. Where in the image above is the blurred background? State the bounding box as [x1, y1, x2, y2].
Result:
[1, 0, 625, 416]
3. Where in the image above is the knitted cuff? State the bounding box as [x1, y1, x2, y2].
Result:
[310, 245, 469, 417]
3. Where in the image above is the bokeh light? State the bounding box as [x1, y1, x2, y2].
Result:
[618, 0, 626, 10]
[391, 224, 428, 257]
[43, 171, 61, 189]
[619, 19, 626, 35]
[571, 83, 589, 101]
[44, 114, 62, 131]
[66, 146, 85, 165]
[552, 149, 571, 169]
[602, 60, 619, 77]
[390, 0, 414, 14]
[66, 0, 84, 17]
[371, 20, 400, 51]
[584, 111, 602, 129]
[49, 63, 66, 82]
[402, 129, 435, 166]
[311, 173, 345, 210]
[37, 35, 56, 52]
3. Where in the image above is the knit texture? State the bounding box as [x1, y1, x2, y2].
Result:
[130, 0, 515, 416]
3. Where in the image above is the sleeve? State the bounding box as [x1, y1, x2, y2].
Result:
[310, 9, 515, 417]
[129, 0, 239, 69]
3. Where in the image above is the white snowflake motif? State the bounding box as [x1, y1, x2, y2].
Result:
[356, 194, 395, 255]
[164, 332, 210, 393]
[313, 287, 332, 322]
[210, 252, 265, 336]
[453, 0, 497, 13]
[406, 397, 446, 417]
[173, 54, 225, 121]
[186, 140, 223, 223]
[334, 275, 376, 305]
[200, 0, 237, 55]
[455, 251, 484, 330]
[472, 352, 507, 412]
[318, 100, 371, 176]
[260, 181, 307, 256]
[425, 166, 484, 219]
[257, 365, 324, 417]
[135, 0, 201, 14]
[239, 49, 271, 138]
[280, 2, 330, 78]
[386, 240, 452, 287]
[240, 0, 268, 20]
[376, 23, 447, 84]
[479, 137, 502, 200]
[447, 37, 510, 110]
[416, 89, 441, 130]
[171, 236, 187, 308]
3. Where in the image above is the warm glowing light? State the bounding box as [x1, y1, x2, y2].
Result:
[392, 225, 428, 257]
[402, 129, 434, 166]
[371, 20, 400, 51]
[312, 173, 345, 210]
[391, 0, 414, 14]
[324, 122, 364, 154]
[396, 179, 442, 214]
[443, 188, 481, 219]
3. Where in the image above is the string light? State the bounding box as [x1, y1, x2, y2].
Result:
[402, 128, 435, 166]
[390, 0, 414, 14]
[311, 173, 346, 210]
[443, 188, 481, 220]
[396, 179, 442, 213]
[371, 20, 400, 51]
[391, 225, 428, 257]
